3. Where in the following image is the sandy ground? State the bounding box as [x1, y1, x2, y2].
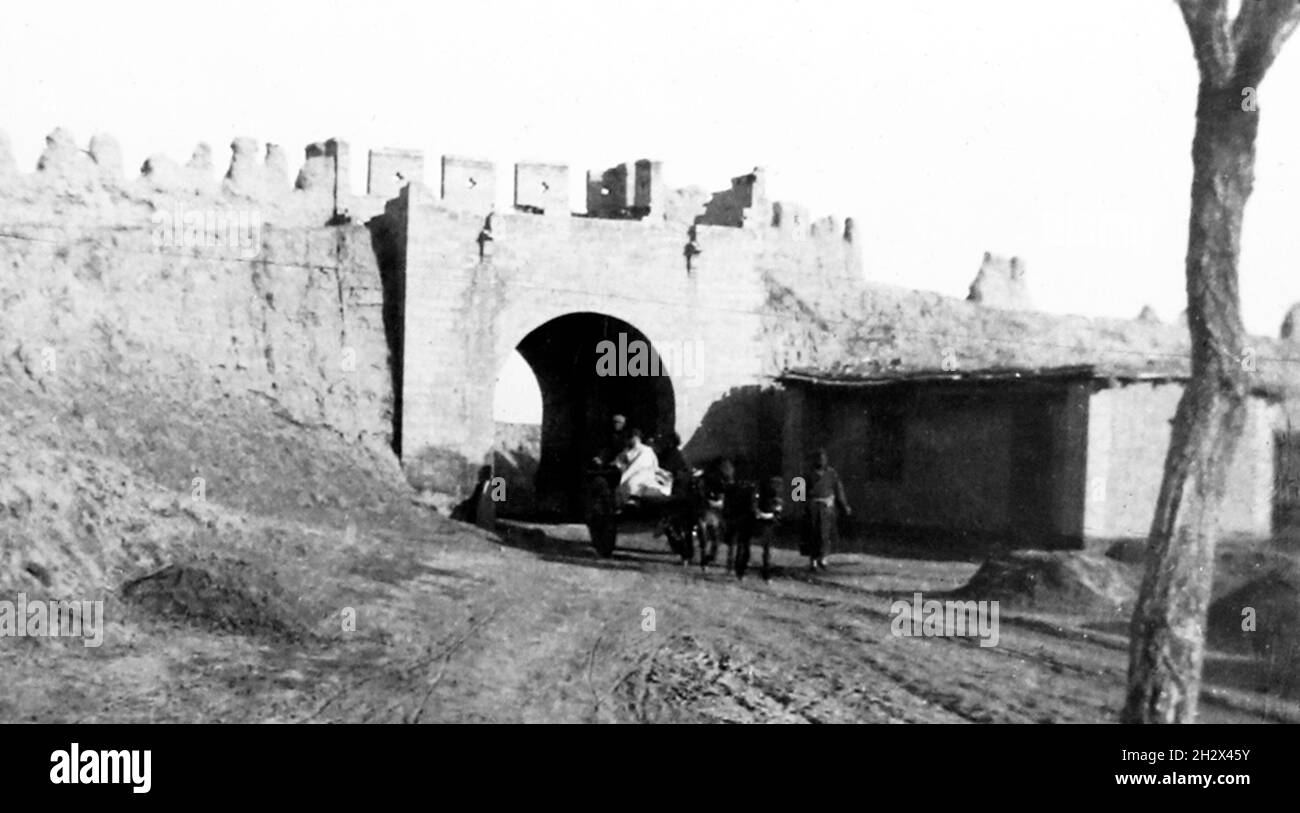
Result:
[2, 510, 1287, 724]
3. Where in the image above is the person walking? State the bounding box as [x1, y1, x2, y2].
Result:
[802, 449, 850, 571]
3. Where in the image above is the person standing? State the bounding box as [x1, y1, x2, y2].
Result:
[651, 431, 697, 562]
[452, 464, 495, 527]
[731, 476, 784, 582]
[656, 432, 691, 496]
[802, 449, 850, 571]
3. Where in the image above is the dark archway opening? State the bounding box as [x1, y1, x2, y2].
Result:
[496, 312, 676, 520]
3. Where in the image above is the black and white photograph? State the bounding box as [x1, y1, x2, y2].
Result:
[1, 0, 1298, 773]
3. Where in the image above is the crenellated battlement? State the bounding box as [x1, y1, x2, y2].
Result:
[0, 128, 357, 227]
[0, 127, 858, 243]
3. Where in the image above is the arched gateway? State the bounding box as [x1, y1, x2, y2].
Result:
[381, 162, 861, 510]
[505, 312, 676, 515]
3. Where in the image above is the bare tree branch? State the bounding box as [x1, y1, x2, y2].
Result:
[1232, 0, 1300, 86]
[1178, 0, 1235, 81]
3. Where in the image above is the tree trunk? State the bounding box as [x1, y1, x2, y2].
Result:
[1121, 81, 1256, 723]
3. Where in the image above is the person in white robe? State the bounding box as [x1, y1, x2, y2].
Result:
[614, 430, 672, 503]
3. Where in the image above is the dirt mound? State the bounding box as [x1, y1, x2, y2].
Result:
[956, 550, 1137, 616]
[122, 557, 313, 640]
[0, 434, 234, 597]
[1, 378, 406, 530]
[0, 205, 405, 594]
[0, 366, 430, 598]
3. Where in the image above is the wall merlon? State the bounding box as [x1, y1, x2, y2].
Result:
[287, 138, 355, 220]
[225, 136, 267, 198]
[441, 155, 496, 214]
[326, 138, 351, 191]
[189, 143, 213, 172]
[586, 163, 631, 218]
[633, 159, 665, 215]
[514, 161, 568, 215]
[296, 140, 332, 194]
[265, 143, 289, 187]
[585, 159, 664, 219]
[36, 127, 99, 182]
[697, 166, 772, 229]
[88, 133, 123, 181]
[325, 138, 355, 218]
[772, 200, 809, 236]
[369, 147, 425, 199]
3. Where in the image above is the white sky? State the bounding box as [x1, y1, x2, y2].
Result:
[4, 0, 1299, 423]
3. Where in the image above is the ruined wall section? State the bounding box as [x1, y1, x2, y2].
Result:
[0, 128, 449, 230]
[0, 222, 393, 450]
[760, 256, 1300, 396]
[758, 250, 1300, 510]
[0, 129, 395, 453]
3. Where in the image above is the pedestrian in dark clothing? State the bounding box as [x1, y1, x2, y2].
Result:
[697, 458, 734, 567]
[452, 464, 494, 527]
[583, 464, 619, 557]
[657, 432, 691, 497]
[730, 476, 785, 581]
[653, 431, 697, 562]
[802, 449, 850, 571]
[594, 413, 629, 466]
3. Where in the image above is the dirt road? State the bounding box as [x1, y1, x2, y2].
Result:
[3, 509, 1275, 724]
